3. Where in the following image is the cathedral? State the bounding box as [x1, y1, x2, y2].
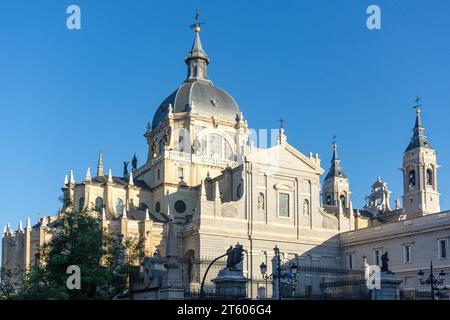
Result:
[2, 22, 449, 299]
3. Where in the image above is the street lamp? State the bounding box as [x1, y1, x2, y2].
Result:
[259, 246, 298, 300]
[417, 261, 447, 300]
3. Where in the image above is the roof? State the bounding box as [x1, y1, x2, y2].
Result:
[325, 144, 347, 180]
[151, 80, 240, 129]
[405, 109, 433, 152]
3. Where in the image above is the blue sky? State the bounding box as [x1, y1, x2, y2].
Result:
[0, 0, 449, 232]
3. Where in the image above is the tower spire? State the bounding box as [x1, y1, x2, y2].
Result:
[406, 97, 432, 151]
[97, 150, 104, 176]
[325, 140, 346, 179]
[185, 12, 210, 81]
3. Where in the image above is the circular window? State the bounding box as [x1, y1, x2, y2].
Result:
[155, 202, 161, 212]
[175, 200, 187, 213]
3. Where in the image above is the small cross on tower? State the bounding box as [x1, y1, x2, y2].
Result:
[413, 96, 423, 110]
[190, 10, 204, 33]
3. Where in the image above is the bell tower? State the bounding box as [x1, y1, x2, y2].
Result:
[322, 142, 351, 209]
[402, 99, 440, 215]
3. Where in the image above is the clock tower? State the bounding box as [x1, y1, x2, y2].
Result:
[402, 103, 440, 215]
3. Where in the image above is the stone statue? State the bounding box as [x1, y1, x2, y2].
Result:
[363, 256, 370, 280]
[257, 193, 264, 210]
[192, 136, 201, 155]
[303, 199, 309, 216]
[381, 252, 390, 273]
[132, 154, 138, 170]
[151, 139, 158, 158]
[123, 161, 129, 176]
[163, 127, 172, 145]
[226, 246, 234, 268]
[395, 198, 401, 210]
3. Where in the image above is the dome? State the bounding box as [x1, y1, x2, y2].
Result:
[150, 26, 240, 130]
[152, 80, 240, 129]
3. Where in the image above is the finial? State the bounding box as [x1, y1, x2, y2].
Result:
[18, 220, 23, 232]
[84, 167, 92, 182]
[279, 117, 284, 130]
[6, 223, 11, 233]
[145, 208, 150, 221]
[26, 217, 31, 230]
[332, 135, 337, 148]
[102, 207, 106, 220]
[64, 174, 69, 186]
[129, 171, 134, 186]
[97, 150, 104, 176]
[69, 170, 75, 184]
[108, 169, 113, 183]
[190, 10, 204, 33]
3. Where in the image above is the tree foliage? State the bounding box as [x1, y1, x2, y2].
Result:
[3, 209, 145, 300]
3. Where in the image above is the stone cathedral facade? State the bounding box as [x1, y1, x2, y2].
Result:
[3, 25, 449, 298]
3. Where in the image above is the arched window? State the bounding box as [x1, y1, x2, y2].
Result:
[155, 201, 161, 213]
[340, 195, 346, 209]
[78, 197, 85, 211]
[199, 132, 234, 161]
[427, 169, 433, 186]
[95, 197, 103, 211]
[409, 170, 416, 189]
[115, 198, 124, 217]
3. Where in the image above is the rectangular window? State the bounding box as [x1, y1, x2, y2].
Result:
[404, 245, 413, 263]
[373, 249, 381, 266]
[279, 193, 290, 217]
[438, 239, 448, 259]
[348, 254, 353, 270]
[157, 169, 160, 180]
[177, 167, 184, 179]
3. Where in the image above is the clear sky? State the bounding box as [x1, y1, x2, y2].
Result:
[1, 0, 449, 233]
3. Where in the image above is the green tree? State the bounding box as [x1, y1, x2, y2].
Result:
[16, 209, 145, 300]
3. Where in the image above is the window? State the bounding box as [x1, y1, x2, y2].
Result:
[279, 193, 290, 217]
[438, 239, 448, 259]
[347, 254, 353, 270]
[78, 197, 85, 211]
[373, 249, 381, 266]
[95, 197, 104, 211]
[427, 169, 433, 186]
[157, 169, 160, 180]
[404, 244, 413, 263]
[155, 202, 161, 213]
[174, 200, 187, 213]
[177, 167, 184, 180]
[408, 170, 416, 189]
[115, 198, 124, 217]
[340, 195, 346, 209]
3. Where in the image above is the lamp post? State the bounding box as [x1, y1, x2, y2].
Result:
[417, 261, 447, 300]
[259, 246, 298, 300]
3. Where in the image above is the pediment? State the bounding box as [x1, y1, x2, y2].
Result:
[246, 143, 324, 175]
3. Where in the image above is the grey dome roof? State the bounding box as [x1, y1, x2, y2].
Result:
[151, 27, 241, 130]
[152, 80, 240, 130]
